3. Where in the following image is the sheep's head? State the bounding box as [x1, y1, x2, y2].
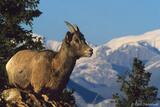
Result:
[64, 21, 93, 58]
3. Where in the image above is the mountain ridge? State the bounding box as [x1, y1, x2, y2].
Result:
[43, 29, 160, 106]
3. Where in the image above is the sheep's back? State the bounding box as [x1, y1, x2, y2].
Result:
[6, 49, 57, 89]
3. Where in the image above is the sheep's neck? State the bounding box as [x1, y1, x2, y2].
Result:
[51, 43, 77, 85]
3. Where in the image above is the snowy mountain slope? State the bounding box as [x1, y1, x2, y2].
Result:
[145, 56, 160, 98]
[106, 29, 160, 51]
[46, 40, 61, 51]
[107, 42, 160, 68]
[68, 80, 105, 103]
[45, 29, 160, 106]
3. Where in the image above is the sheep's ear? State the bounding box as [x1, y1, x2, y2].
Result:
[73, 24, 80, 32]
[65, 32, 73, 44]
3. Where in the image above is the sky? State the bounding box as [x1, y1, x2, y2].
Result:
[33, 0, 160, 45]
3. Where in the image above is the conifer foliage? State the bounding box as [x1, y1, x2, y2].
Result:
[0, 0, 44, 89]
[113, 58, 158, 107]
[0, 1, 76, 106]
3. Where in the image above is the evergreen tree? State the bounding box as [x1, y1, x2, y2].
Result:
[59, 89, 76, 106]
[0, 1, 76, 106]
[113, 58, 158, 107]
[0, 0, 44, 89]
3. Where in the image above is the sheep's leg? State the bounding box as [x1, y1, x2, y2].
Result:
[42, 94, 56, 107]
[28, 93, 42, 107]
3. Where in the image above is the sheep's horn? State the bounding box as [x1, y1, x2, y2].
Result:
[65, 21, 76, 33]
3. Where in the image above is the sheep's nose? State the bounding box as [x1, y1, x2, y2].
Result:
[89, 48, 93, 53]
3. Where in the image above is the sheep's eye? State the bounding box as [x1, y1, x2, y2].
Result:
[75, 39, 79, 43]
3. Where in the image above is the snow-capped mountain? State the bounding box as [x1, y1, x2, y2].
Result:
[45, 29, 160, 107]
[106, 29, 160, 51]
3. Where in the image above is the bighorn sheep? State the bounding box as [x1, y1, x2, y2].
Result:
[6, 21, 93, 100]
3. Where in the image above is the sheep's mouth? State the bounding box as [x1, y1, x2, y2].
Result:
[84, 51, 93, 57]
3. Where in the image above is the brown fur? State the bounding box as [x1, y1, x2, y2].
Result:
[6, 22, 93, 100]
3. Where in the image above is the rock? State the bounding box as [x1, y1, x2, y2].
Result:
[1, 88, 28, 107]
[1, 88, 22, 103]
[0, 88, 73, 107]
